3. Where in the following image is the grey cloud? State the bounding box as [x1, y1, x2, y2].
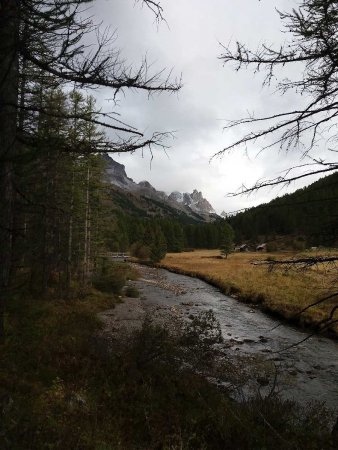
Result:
[90, 0, 330, 214]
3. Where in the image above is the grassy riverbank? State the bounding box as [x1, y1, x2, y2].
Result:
[160, 250, 338, 336]
[2, 256, 337, 449]
[0, 284, 335, 449]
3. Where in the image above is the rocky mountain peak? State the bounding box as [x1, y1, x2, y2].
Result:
[168, 191, 183, 203]
[191, 189, 203, 201]
[103, 153, 136, 190]
[183, 192, 192, 205]
[104, 153, 217, 221]
[169, 189, 215, 215]
[138, 180, 153, 189]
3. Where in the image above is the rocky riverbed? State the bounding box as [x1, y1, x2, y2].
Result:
[99, 263, 338, 413]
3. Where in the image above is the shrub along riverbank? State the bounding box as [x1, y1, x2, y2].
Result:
[160, 250, 338, 337]
[0, 261, 335, 449]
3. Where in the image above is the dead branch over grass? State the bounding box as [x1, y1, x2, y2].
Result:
[160, 250, 338, 336]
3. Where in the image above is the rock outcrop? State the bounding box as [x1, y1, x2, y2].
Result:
[103, 153, 217, 221]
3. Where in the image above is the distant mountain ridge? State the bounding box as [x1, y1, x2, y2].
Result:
[103, 153, 217, 222]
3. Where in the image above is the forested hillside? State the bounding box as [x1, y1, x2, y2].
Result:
[103, 172, 232, 258]
[108, 185, 209, 223]
[104, 204, 231, 258]
[228, 172, 338, 247]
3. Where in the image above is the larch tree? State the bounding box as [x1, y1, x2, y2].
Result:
[220, 222, 234, 259]
[0, 0, 180, 339]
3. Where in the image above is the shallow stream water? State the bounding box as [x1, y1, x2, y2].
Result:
[133, 265, 338, 412]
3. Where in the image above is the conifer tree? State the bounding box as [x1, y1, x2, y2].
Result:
[0, 0, 180, 338]
[150, 225, 167, 263]
[220, 223, 235, 259]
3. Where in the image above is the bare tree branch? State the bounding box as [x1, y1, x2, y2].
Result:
[217, 0, 338, 192]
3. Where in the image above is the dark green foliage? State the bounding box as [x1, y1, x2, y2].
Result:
[220, 222, 235, 258]
[183, 221, 226, 249]
[10, 89, 108, 298]
[229, 173, 338, 246]
[149, 226, 167, 263]
[110, 188, 148, 217]
[114, 211, 233, 258]
[130, 241, 152, 260]
[92, 273, 125, 295]
[0, 301, 333, 449]
[92, 261, 131, 295]
[161, 220, 185, 252]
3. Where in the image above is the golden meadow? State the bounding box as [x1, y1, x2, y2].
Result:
[160, 250, 338, 336]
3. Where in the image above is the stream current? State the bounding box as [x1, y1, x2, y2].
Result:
[133, 265, 338, 412]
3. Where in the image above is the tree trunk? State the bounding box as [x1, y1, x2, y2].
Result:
[83, 165, 90, 285]
[0, 0, 20, 341]
[42, 159, 50, 296]
[66, 171, 75, 293]
[87, 202, 91, 278]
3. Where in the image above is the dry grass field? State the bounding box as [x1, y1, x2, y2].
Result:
[160, 250, 338, 336]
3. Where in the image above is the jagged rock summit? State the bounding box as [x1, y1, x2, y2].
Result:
[169, 189, 215, 214]
[104, 153, 217, 221]
[168, 191, 183, 203]
[103, 153, 136, 191]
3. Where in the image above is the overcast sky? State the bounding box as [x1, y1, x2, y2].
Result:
[91, 0, 330, 214]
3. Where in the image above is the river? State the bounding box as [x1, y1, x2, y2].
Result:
[132, 264, 338, 413]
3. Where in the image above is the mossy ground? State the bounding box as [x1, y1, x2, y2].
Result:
[0, 263, 335, 449]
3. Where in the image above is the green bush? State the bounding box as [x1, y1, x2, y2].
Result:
[92, 261, 132, 294]
[130, 241, 151, 260]
[1, 302, 334, 450]
[92, 273, 125, 294]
